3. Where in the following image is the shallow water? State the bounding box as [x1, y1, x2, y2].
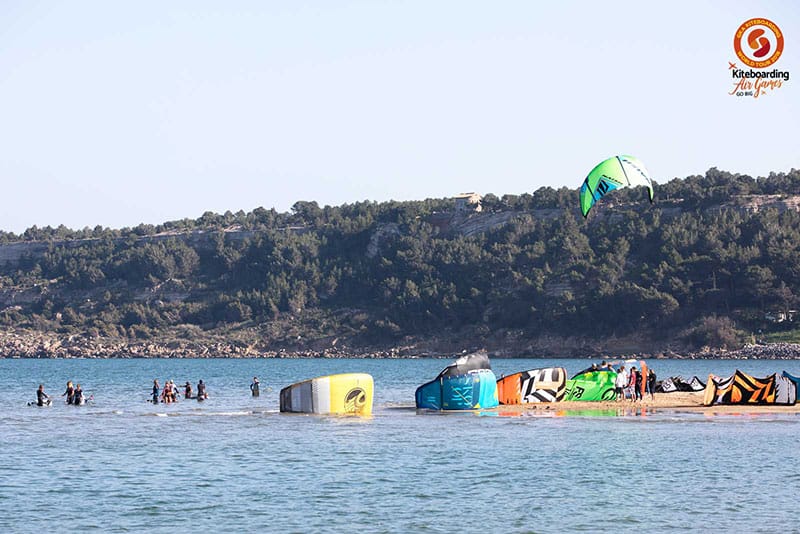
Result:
[2, 358, 799, 532]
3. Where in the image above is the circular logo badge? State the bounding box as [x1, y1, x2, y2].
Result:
[734, 18, 784, 68]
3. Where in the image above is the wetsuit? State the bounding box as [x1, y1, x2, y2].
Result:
[37, 389, 49, 406]
[64, 386, 74, 405]
[152, 385, 159, 403]
[251, 381, 260, 397]
[627, 371, 638, 400]
[197, 382, 206, 400]
[184, 384, 192, 399]
[74, 389, 84, 405]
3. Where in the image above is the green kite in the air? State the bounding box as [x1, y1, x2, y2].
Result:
[579, 155, 654, 217]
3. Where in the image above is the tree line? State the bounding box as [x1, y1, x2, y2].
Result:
[1, 167, 799, 348]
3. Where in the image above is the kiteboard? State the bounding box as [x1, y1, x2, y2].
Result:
[639, 361, 648, 399]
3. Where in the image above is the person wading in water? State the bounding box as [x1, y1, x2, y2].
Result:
[37, 384, 51, 406]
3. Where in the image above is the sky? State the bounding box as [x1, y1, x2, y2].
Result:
[1, 1, 798, 233]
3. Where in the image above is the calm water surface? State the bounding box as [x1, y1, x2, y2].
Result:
[2, 358, 799, 532]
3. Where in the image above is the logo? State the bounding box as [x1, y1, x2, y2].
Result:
[344, 387, 367, 413]
[734, 18, 783, 68]
[729, 18, 790, 98]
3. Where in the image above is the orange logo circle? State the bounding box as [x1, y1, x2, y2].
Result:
[734, 18, 784, 68]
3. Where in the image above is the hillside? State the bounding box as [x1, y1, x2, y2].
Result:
[2, 167, 800, 358]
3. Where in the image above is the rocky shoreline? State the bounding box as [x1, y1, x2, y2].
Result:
[690, 343, 800, 360]
[0, 329, 403, 359]
[3, 328, 800, 360]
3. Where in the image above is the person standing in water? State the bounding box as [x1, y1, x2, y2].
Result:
[197, 380, 207, 401]
[152, 379, 160, 403]
[73, 384, 84, 405]
[250, 377, 260, 397]
[184, 381, 193, 399]
[62, 381, 75, 405]
[36, 384, 50, 406]
[166, 380, 176, 403]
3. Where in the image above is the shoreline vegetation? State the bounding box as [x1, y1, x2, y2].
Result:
[3, 327, 800, 359]
[4, 169, 800, 356]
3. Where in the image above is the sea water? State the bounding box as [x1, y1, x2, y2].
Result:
[2, 357, 799, 532]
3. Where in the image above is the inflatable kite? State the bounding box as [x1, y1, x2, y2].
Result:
[783, 370, 800, 389]
[579, 155, 654, 217]
[658, 375, 706, 393]
[415, 353, 499, 410]
[280, 373, 374, 415]
[497, 367, 566, 404]
[564, 360, 648, 401]
[564, 368, 617, 401]
[703, 370, 797, 406]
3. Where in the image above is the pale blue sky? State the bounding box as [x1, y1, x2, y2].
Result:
[1, 1, 798, 233]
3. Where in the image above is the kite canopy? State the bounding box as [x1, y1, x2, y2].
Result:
[564, 369, 617, 401]
[658, 375, 706, 393]
[579, 155, 654, 217]
[497, 367, 566, 404]
[564, 360, 648, 401]
[437, 352, 491, 378]
[279, 373, 374, 415]
[702, 370, 797, 406]
[416, 353, 498, 410]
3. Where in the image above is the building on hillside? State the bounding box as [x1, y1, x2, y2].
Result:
[454, 192, 482, 213]
[765, 310, 797, 323]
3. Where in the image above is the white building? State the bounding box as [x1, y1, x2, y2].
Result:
[454, 192, 482, 213]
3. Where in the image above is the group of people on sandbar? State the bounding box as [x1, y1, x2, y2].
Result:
[613, 363, 656, 401]
[152, 379, 208, 403]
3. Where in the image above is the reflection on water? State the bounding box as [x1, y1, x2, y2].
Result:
[494, 406, 655, 418]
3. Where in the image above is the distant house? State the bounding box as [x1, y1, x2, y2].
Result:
[765, 310, 797, 323]
[454, 192, 482, 213]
